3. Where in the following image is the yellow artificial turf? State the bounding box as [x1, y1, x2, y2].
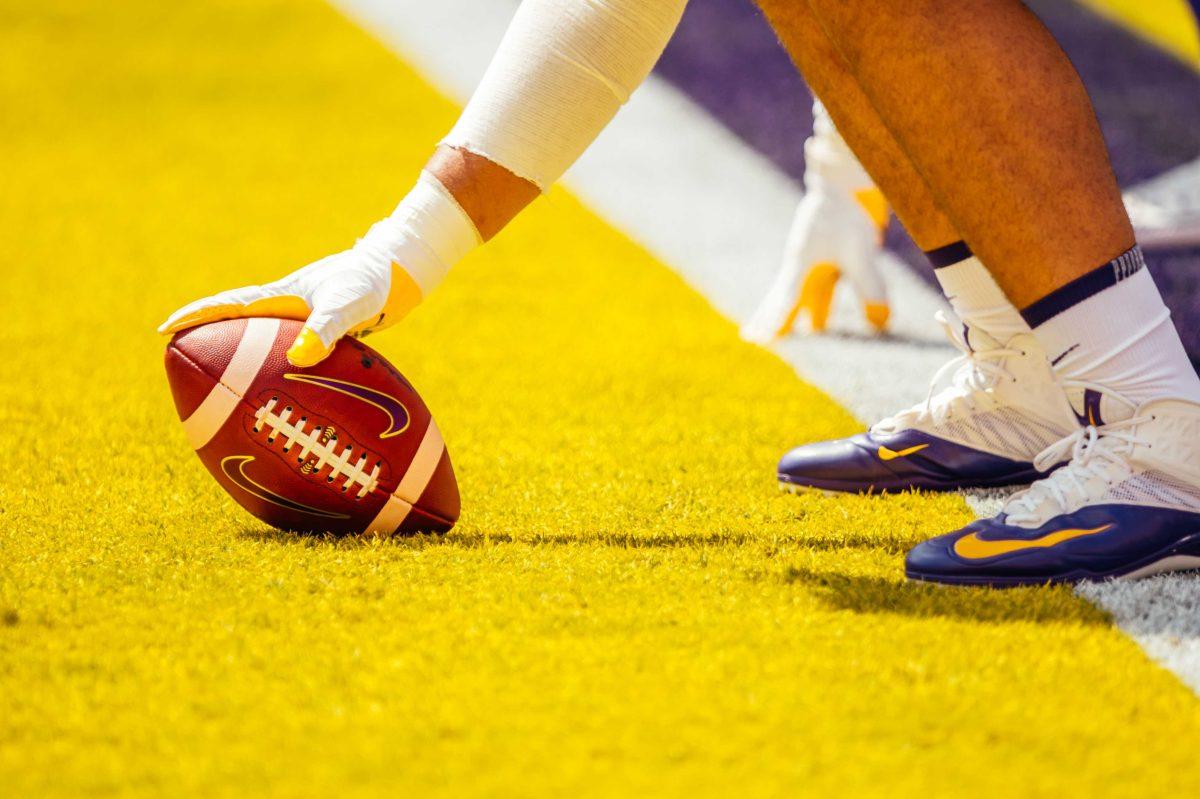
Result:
[1, 1, 1199, 796]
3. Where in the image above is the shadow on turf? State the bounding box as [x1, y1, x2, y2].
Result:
[241, 526, 924, 554]
[242, 527, 1112, 627]
[782, 567, 1112, 626]
[441, 530, 924, 551]
[777, 327, 952, 351]
[239, 525, 450, 549]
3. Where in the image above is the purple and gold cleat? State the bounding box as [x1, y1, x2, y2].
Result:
[779, 319, 1080, 495]
[779, 428, 1043, 494]
[906, 399, 1200, 586]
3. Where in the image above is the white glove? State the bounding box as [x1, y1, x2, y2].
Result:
[742, 101, 890, 343]
[159, 172, 478, 366]
[157, 247, 417, 366]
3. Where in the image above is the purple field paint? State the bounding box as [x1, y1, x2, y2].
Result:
[655, 0, 811, 181]
[653, 0, 1200, 361]
[1151, 247, 1200, 358]
[1030, 1, 1200, 185]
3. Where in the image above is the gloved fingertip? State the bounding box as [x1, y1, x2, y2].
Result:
[158, 318, 193, 335]
[864, 302, 891, 332]
[854, 187, 891, 231]
[286, 326, 332, 367]
[157, 306, 231, 336]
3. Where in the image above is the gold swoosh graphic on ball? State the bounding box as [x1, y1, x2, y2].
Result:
[284, 373, 410, 439]
[220, 455, 351, 519]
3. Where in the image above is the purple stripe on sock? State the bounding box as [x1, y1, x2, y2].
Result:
[925, 241, 974, 269]
[1150, 246, 1200, 365]
[655, 0, 812, 180]
[1021, 247, 1146, 327]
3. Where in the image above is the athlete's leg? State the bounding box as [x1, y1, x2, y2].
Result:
[798, 0, 1200, 404]
[803, 0, 1132, 308]
[756, 0, 955, 253]
[746, 0, 960, 340]
[758, 0, 1074, 494]
[756, 0, 1030, 343]
[795, 0, 1200, 583]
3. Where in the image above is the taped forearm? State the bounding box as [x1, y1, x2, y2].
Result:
[361, 0, 686, 323]
[358, 171, 480, 299]
[444, 0, 688, 190]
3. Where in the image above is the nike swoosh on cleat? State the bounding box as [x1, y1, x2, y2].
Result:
[877, 444, 930, 461]
[1050, 343, 1081, 367]
[953, 523, 1113, 560]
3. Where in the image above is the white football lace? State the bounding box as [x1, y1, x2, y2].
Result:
[253, 397, 381, 499]
[873, 311, 1021, 433]
[1003, 416, 1151, 526]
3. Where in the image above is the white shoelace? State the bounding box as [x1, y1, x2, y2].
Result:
[1003, 416, 1152, 526]
[874, 311, 1022, 433]
[253, 397, 382, 499]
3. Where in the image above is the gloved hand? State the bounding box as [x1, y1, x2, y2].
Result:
[742, 100, 891, 343]
[741, 179, 890, 342]
[157, 246, 422, 367]
[159, 172, 478, 366]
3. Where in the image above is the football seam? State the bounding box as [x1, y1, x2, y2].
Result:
[168, 342, 456, 527]
[169, 343, 257, 408]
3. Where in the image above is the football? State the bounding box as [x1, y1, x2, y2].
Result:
[163, 317, 459, 535]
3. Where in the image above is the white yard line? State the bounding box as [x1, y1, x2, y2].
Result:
[1125, 157, 1200, 249]
[329, 0, 1200, 693]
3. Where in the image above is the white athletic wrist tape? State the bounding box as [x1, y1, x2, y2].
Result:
[805, 100, 875, 195]
[443, 0, 687, 190]
[357, 171, 481, 297]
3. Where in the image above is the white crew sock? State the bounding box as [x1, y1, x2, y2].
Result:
[926, 241, 1029, 343]
[1022, 245, 1200, 406]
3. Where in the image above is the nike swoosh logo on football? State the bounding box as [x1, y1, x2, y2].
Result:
[953, 523, 1114, 560]
[284, 374, 410, 438]
[877, 444, 930, 461]
[221, 455, 351, 519]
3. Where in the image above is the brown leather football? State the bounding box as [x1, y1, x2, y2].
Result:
[164, 317, 458, 535]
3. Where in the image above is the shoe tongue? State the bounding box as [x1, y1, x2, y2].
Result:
[960, 320, 1000, 353]
[1138, 397, 1200, 418]
[1064, 386, 1137, 427]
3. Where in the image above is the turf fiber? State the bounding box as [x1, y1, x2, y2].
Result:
[2, 1, 1199, 796]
